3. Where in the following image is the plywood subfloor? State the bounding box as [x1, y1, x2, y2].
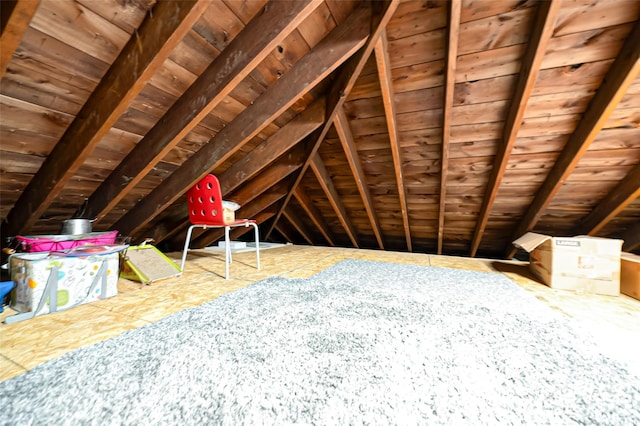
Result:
[2, 245, 639, 381]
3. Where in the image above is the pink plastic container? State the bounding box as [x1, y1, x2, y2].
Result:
[16, 231, 119, 253]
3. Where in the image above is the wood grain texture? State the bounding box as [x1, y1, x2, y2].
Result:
[470, 0, 561, 257]
[577, 164, 640, 235]
[112, 4, 370, 236]
[265, 0, 399, 241]
[84, 0, 321, 223]
[334, 107, 384, 249]
[505, 19, 640, 258]
[5, 0, 207, 236]
[439, 0, 461, 255]
[311, 152, 359, 247]
[0, 0, 40, 77]
[376, 30, 412, 252]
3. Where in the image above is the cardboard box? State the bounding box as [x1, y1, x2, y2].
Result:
[223, 207, 235, 223]
[621, 252, 640, 300]
[513, 232, 622, 296]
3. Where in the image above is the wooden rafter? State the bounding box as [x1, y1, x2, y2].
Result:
[5, 0, 207, 237]
[218, 98, 325, 195]
[113, 5, 372, 237]
[86, 0, 322, 223]
[283, 210, 314, 245]
[577, 164, 640, 236]
[228, 145, 308, 207]
[266, 0, 400, 241]
[310, 153, 359, 248]
[293, 186, 336, 246]
[147, 217, 190, 247]
[0, 0, 39, 77]
[275, 224, 294, 244]
[334, 106, 384, 249]
[375, 29, 411, 252]
[228, 210, 275, 241]
[505, 19, 640, 258]
[438, 0, 461, 255]
[470, 0, 561, 257]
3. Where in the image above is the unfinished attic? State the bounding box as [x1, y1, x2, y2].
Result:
[0, 0, 639, 258]
[2, 1, 640, 423]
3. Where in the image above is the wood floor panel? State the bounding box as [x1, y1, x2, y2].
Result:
[1, 245, 638, 382]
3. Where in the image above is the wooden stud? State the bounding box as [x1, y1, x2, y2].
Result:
[471, 0, 561, 257]
[577, 164, 640, 236]
[113, 5, 372, 237]
[275, 224, 294, 244]
[375, 29, 412, 252]
[5, 0, 208, 236]
[229, 210, 276, 241]
[438, 0, 461, 255]
[334, 106, 385, 249]
[505, 19, 640, 258]
[283, 210, 314, 245]
[84, 0, 322, 223]
[265, 0, 400, 241]
[0, 0, 39, 77]
[219, 98, 325, 195]
[293, 186, 336, 246]
[310, 153, 360, 248]
[228, 145, 308, 207]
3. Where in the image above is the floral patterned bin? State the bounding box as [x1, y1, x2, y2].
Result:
[6, 248, 123, 323]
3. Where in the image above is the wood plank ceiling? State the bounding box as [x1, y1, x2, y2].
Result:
[1, 0, 639, 259]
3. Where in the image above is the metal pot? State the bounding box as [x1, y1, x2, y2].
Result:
[61, 218, 94, 235]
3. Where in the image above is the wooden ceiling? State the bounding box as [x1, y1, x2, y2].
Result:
[1, 0, 639, 258]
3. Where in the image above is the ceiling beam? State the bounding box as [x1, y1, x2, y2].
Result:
[375, 29, 411, 252]
[146, 217, 190, 248]
[275, 224, 295, 244]
[576, 164, 640, 235]
[0, 0, 39, 77]
[310, 153, 359, 248]
[219, 98, 325, 195]
[293, 186, 336, 246]
[283, 210, 314, 245]
[86, 0, 322, 223]
[471, 0, 561, 257]
[113, 5, 372, 238]
[505, 19, 640, 259]
[335, 106, 385, 249]
[265, 0, 400, 241]
[438, 0, 461, 255]
[5, 0, 207, 237]
[228, 210, 276, 241]
[228, 145, 308, 207]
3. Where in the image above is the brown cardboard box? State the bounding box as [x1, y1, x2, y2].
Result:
[621, 252, 640, 300]
[513, 233, 622, 296]
[223, 208, 235, 223]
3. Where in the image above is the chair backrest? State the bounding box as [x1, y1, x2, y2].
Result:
[187, 174, 226, 226]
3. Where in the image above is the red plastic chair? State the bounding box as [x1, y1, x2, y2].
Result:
[180, 174, 260, 279]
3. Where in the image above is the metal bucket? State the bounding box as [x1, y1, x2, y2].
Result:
[61, 218, 94, 235]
